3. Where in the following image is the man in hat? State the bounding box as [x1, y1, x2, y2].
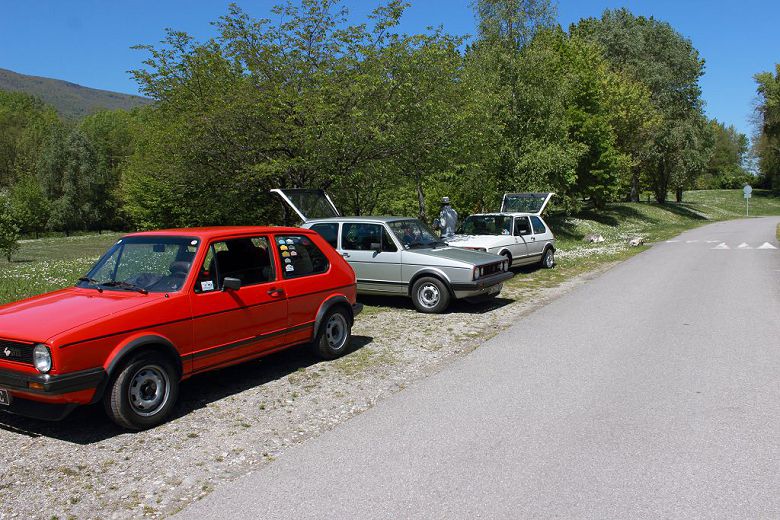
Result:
[435, 196, 458, 239]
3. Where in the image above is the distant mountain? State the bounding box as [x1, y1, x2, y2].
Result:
[0, 67, 152, 118]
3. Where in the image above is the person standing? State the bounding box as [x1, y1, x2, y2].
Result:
[435, 197, 458, 238]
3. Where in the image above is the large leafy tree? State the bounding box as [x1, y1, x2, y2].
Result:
[572, 9, 710, 202]
[754, 64, 780, 190]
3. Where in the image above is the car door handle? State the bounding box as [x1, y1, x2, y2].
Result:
[530, 237, 536, 241]
[342, 252, 350, 258]
[267, 288, 285, 296]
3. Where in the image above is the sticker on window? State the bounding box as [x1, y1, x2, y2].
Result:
[201, 281, 214, 291]
[285, 265, 294, 272]
[282, 252, 290, 257]
[286, 239, 293, 244]
[280, 245, 288, 251]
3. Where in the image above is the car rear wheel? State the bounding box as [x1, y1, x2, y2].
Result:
[104, 352, 179, 430]
[314, 307, 352, 360]
[411, 277, 451, 314]
[541, 247, 554, 269]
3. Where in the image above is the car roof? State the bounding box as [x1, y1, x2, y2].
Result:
[305, 216, 415, 224]
[466, 212, 542, 218]
[124, 226, 311, 240]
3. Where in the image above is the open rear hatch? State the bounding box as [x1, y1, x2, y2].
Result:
[270, 188, 341, 222]
[500, 192, 554, 215]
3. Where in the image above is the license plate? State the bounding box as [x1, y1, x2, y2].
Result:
[0, 388, 10, 406]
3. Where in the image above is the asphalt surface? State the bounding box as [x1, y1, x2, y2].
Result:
[178, 217, 780, 519]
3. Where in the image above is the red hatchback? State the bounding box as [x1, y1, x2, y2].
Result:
[0, 227, 361, 429]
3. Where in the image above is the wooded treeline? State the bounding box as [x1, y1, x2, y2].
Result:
[0, 0, 773, 252]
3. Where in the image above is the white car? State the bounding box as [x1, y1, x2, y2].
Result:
[446, 193, 556, 269]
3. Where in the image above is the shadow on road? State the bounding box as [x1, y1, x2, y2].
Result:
[0, 335, 374, 444]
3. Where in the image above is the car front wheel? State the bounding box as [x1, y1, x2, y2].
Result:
[411, 277, 451, 314]
[104, 352, 179, 430]
[314, 307, 352, 360]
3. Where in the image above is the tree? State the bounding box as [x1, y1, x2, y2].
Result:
[754, 64, 780, 190]
[9, 173, 49, 238]
[0, 194, 21, 261]
[699, 120, 750, 189]
[572, 9, 709, 202]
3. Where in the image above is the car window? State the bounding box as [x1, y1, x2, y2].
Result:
[514, 217, 531, 236]
[310, 223, 339, 248]
[530, 216, 546, 235]
[275, 235, 329, 278]
[83, 236, 199, 293]
[459, 215, 513, 235]
[342, 223, 396, 251]
[195, 237, 274, 293]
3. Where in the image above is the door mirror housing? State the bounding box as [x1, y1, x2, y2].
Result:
[222, 277, 242, 291]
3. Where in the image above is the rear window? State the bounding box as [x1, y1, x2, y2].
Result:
[274, 235, 330, 278]
[530, 216, 546, 235]
[310, 223, 339, 248]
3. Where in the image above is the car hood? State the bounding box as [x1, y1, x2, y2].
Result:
[447, 234, 510, 249]
[0, 288, 165, 344]
[403, 246, 502, 267]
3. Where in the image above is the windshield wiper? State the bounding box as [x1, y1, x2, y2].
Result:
[100, 281, 149, 295]
[77, 277, 104, 293]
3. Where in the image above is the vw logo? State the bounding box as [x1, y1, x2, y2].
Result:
[3, 347, 10, 357]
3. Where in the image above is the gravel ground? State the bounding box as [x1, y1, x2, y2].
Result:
[0, 264, 613, 520]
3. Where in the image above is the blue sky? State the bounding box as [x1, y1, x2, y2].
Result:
[1, 0, 777, 138]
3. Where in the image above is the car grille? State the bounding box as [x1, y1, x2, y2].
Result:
[0, 339, 34, 365]
[481, 262, 503, 277]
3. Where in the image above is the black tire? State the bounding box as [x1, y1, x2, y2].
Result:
[411, 276, 451, 314]
[500, 251, 513, 268]
[313, 307, 352, 360]
[103, 352, 179, 430]
[540, 247, 555, 269]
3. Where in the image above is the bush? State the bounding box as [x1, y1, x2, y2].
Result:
[0, 199, 21, 261]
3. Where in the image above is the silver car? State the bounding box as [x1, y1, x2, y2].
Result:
[272, 189, 513, 313]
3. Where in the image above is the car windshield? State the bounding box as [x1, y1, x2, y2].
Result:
[78, 236, 199, 293]
[388, 219, 445, 249]
[458, 215, 513, 236]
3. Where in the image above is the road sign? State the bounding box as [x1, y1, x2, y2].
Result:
[744, 185, 752, 216]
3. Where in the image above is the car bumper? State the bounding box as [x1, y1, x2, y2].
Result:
[0, 366, 106, 395]
[451, 271, 514, 299]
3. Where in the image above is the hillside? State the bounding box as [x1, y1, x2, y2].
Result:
[0, 67, 151, 118]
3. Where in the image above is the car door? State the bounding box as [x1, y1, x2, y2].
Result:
[340, 222, 404, 294]
[528, 216, 549, 258]
[510, 217, 531, 262]
[189, 235, 288, 373]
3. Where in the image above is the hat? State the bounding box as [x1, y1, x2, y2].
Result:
[441, 197, 450, 205]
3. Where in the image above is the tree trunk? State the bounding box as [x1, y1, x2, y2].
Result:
[675, 187, 683, 203]
[416, 181, 427, 222]
[629, 171, 640, 202]
[654, 159, 668, 203]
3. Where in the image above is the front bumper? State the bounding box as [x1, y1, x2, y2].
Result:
[352, 303, 364, 321]
[451, 270, 514, 298]
[0, 366, 106, 395]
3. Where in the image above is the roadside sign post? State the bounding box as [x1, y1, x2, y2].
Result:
[743, 185, 752, 216]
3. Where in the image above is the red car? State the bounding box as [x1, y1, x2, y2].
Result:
[0, 227, 361, 429]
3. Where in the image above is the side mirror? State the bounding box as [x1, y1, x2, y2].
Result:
[370, 242, 382, 252]
[222, 277, 242, 291]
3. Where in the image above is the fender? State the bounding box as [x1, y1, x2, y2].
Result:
[104, 334, 183, 376]
[408, 268, 453, 296]
[313, 295, 354, 336]
[90, 334, 183, 405]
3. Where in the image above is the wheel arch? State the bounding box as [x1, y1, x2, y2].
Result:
[92, 335, 183, 404]
[407, 269, 454, 297]
[313, 295, 355, 337]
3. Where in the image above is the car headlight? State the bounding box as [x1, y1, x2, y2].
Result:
[33, 344, 51, 373]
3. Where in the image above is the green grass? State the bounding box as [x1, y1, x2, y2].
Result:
[0, 233, 121, 305]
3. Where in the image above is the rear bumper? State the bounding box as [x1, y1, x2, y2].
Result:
[0, 367, 106, 395]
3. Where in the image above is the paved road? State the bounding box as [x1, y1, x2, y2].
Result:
[179, 217, 780, 519]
